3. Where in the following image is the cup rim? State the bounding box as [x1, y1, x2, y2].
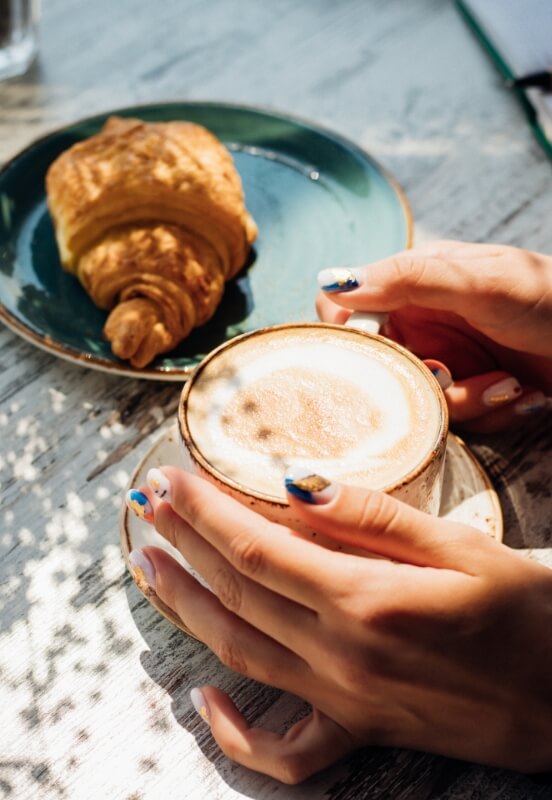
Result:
[178, 322, 449, 506]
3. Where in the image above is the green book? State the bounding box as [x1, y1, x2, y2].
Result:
[456, 0, 552, 160]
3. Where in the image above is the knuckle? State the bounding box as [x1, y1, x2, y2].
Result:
[181, 492, 204, 530]
[356, 490, 400, 536]
[153, 504, 176, 547]
[388, 253, 425, 288]
[229, 529, 265, 577]
[214, 637, 248, 676]
[210, 568, 243, 614]
[276, 754, 312, 785]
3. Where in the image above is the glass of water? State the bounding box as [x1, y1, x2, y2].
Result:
[0, 0, 41, 80]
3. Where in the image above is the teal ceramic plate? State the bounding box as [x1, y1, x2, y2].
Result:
[0, 102, 412, 380]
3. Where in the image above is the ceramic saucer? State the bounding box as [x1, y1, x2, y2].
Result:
[120, 425, 503, 635]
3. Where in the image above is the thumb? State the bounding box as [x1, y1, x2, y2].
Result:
[190, 687, 355, 784]
[284, 471, 495, 570]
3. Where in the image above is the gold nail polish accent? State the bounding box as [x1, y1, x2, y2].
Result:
[292, 474, 331, 493]
[487, 393, 510, 405]
[131, 565, 154, 597]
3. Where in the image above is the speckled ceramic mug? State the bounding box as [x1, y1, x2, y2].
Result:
[178, 321, 448, 536]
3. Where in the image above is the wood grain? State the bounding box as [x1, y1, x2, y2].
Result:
[0, 1, 551, 798]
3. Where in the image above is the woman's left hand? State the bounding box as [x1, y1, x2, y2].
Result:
[127, 468, 552, 784]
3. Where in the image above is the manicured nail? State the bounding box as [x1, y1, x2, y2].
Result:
[514, 391, 546, 415]
[317, 267, 360, 293]
[126, 489, 154, 523]
[284, 470, 337, 504]
[190, 688, 210, 725]
[482, 377, 522, 407]
[147, 467, 172, 502]
[430, 367, 453, 390]
[128, 548, 156, 592]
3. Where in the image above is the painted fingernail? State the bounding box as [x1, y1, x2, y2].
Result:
[126, 489, 154, 523]
[147, 467, 172, 502]
[128, 548, 156, 592]
[190, 688, 210, 725]
[482, 377, 522, 407]
[514, 391, 546, 415]
[430, 367, 453, 390]
[317, 267, 360, 293]
[284, 470, 337, 504]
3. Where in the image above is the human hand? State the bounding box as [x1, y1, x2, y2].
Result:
[316, 241, 552, 431]
[126, 467, 552, 783]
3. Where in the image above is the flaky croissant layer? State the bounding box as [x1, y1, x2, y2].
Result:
[46, 117, 257, 367]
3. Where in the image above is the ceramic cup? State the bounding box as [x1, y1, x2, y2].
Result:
[178, 318, 448, 533]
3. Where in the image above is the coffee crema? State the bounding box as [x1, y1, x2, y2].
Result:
[184, 327, 443, 500]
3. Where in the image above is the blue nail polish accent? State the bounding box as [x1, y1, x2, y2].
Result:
[126, 489, 154, 523]
[318, 268, 359, 293]
[284, 472, 335, 504]
[514, 391, 546, 415]
[323, 278, 359, 293]
[285, 476, 317, 503]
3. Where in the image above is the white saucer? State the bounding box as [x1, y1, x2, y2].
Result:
[121, 426, 503, 634]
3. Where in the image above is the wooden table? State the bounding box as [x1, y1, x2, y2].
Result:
[1, 1, 551, 798]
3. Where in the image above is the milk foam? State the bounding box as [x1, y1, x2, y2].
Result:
[186, 328, 442, 499]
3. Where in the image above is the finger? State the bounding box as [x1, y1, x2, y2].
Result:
[142, 467, 363, 609]
[150, 498, 318, 654]
[315, 290, 352, 325]
[420, 362, 547, 428]
[130, 546, 311, 692]
[423, 358, 453, 391]
[314, 242, 511, 326]
[458, 389, 547, 433]
[284, 474, 496, 570]
[190, 687, 355, 784]
[442, 370, 523, 422]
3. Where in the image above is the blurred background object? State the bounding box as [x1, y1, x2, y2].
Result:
[0, 0, 40, 80]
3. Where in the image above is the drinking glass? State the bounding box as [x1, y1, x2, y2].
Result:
[0, 0, 40, 80]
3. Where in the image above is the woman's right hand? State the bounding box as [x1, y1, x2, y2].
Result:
[127, 466, 552, 782]
[316, 241, 552, 432]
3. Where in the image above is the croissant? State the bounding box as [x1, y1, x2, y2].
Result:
[46, 116, 257, 367]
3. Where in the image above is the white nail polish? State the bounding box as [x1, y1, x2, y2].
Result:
[190, 688, 210, 725]
[431, 367, 453, 390]
[128, 549, 156, 591]
[345, 310, 389, 335]
[482, 377, 522, 407]
[147, 468, 172, 502]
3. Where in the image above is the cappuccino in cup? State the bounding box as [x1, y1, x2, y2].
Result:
[179, 323, 448, 526]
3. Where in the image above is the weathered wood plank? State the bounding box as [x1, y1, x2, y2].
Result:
[1, 1, 551, 798]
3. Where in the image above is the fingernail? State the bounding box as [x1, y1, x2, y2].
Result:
[514, 391, 546, 415]
[430, 367, 453, 390]
[190, 688, 210, 725]
[317, 267, 360, 293]
[126, 489, 154, 523]
[147, 467, 172, 502]
[128, 548, 156, 592]
[482, 377, 522, 407]
[284, 470, 337, 504]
